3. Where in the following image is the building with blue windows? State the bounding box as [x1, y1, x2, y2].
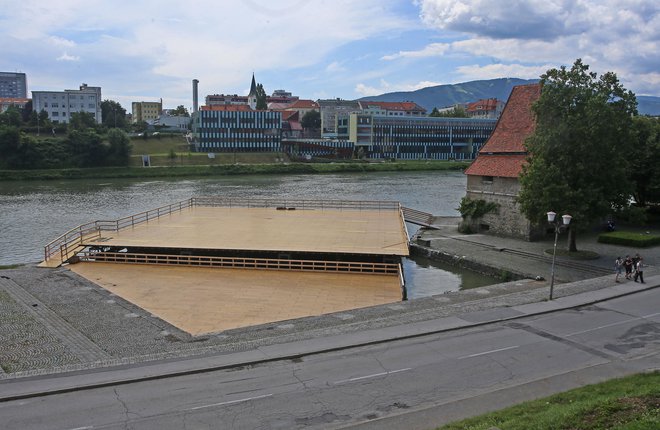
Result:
[341, 114, 496, 160]
[193, 104, 281, 152]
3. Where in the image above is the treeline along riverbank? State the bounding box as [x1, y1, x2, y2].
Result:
[0, 160, 470, 181]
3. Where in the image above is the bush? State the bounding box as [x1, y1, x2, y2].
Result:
[598, 231, 660, 247]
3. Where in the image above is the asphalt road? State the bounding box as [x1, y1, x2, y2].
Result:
[2, 289, 659, 430]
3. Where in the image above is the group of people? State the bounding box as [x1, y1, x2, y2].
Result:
[614, 254, 645, 283]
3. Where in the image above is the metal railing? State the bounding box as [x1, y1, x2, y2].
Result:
[192, 196, 399, 211]
[77, 251, 400, 275]
[44, 199, 195, 262]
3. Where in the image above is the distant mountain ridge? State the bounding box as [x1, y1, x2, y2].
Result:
[358, 78, 660, 116]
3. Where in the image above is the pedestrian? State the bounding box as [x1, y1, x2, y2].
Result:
[614, 256, 623, 282]
[624, 255, 633, 279]
[634, 257, 645, 283]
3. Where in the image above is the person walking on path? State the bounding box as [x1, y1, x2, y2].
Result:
[634, 257, 645, 283]
[614, 256, 623, 282]
[624, 255, 633, 280]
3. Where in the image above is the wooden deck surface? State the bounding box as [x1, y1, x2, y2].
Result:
[84, 206, 409, 256]
[70, 263, 402, 335]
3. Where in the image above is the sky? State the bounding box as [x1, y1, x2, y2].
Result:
[1, 0, 658, 110]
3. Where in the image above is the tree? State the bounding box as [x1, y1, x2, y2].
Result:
[0, 106, 23, 127]
[629, 116, 660, 206]
[68, 130, 106, 167]
[517, 59, 637, 252]
[301, 110, 321, 130]
[255, 83, 267, 110]
[69, 111, 98, 132]
[101, 100, 127, 129]
[106, 128, 132, 166]
[170, 105, 190, 117]
[429, 106, 468, 118]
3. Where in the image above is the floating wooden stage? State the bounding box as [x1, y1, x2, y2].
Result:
[43, 197, 410, 334]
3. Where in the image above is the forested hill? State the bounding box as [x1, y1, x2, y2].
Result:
[358, 78, 660, 116]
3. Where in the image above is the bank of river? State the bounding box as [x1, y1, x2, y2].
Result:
[0, 171, 497, 297]
[0, 160, 469, 181]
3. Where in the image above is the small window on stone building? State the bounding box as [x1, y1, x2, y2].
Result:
[482, 176, 494, 183]
[480, 224, 490, 231]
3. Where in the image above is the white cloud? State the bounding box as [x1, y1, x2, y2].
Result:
[418, 0, 587, 40]
[381, 42, 450, 60]
[454, 63, 554, 81]
[355, 79, 444, 96]
[325, 61, 346, 73]
[56, 52, 80, 62]
[49, 36, 76, 47]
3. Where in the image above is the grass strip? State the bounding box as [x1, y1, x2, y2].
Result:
[438, 372, 659, 430]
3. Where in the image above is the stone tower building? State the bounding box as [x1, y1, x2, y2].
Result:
[463, 83, 542, 240]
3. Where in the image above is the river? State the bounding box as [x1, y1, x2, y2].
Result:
[0, 171, 497, 297]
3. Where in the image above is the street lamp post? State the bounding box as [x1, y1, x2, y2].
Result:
[547, 211, 572, 300]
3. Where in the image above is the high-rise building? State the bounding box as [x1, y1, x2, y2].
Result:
[0, 72, 27, 98]
[32, 83, 102, 124]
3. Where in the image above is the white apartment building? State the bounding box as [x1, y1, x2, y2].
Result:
[32, 83, 102, 124]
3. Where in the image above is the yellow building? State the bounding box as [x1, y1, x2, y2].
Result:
[132, 99, 162, 123]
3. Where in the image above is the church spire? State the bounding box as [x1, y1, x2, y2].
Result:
[248, 72, 258, 110]
[249, 73, 257, 97]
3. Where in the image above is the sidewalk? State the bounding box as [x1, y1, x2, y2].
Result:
[1, 275, 657, 402]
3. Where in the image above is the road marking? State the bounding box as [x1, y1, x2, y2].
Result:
[459, 345, 519, 359]
[189, 394, 273, 411]
[67, 427, 94, 430]
[566, 312, 660, 337]
[334, 368, 412, 384]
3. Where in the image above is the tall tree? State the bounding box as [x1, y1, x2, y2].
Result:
[301, 110, 321, 130]
[629, 116, 660, 206]
[69, 111, 98, 132]
[518, 59, 637, 251]
[106, 128, 132, 166]
[255, 83, 267, 110]
[170, 105, 190, 117]
[101, 100, 127, 129]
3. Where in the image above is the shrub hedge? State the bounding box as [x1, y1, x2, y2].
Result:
[598, 231, 660, 247]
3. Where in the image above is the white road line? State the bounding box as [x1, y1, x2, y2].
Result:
[334, 368, 412, 384]
[459, 345, 519, 359]
[67, 427, 94, 430]
[189, 394, 273, 411]
[566, 312, 660, 337]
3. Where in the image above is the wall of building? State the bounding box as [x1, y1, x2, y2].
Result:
[132, 101, 162, 123]
[465, 175, 535, 239]
[194, 109, 282, 152]
[0, 72, 27, 98]
[32, 84, 102, 124]
[345, 115, 495, 160]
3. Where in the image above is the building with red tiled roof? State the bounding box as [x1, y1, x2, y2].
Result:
[466, 98, 504, 119]
[463, 84, 541, 239]
[0, 97, 30, 112]
[357, 101, 426, 116]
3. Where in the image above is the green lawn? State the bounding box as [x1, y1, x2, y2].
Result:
[438, 372, 659, 430]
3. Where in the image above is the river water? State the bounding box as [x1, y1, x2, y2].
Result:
[0, 171, 497, 297]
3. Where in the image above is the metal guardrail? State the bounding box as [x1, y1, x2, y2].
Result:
[43, 197, 403, 264]
[77, 251, 400, 275]
[44, 199, 195, 262]
[192, 196, 400, 211]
